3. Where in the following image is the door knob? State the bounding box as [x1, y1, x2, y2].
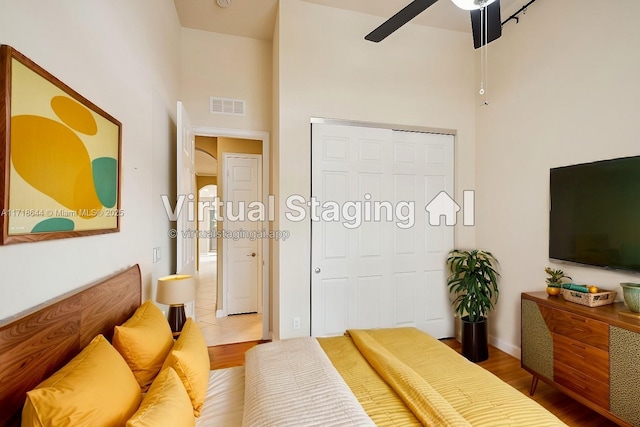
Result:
[248, 252, 256, 257]
[315, 268, 321, 274]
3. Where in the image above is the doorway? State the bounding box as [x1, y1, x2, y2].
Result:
[189, 130, 270, 345]
[198, 185, 217, 257]
[194, 252, 262, 345]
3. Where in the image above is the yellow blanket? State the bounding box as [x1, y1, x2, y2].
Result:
[348, 329, 471, 427]
[320, 328, 567, 427]
[318, 335, 420, 427]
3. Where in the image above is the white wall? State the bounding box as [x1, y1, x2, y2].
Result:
[271, 9, 281, 337]
[181, 28, 272, 132]
[475, 0, 640, 356]
[274, 0, 478, 339]
[0, 0, 181, 319]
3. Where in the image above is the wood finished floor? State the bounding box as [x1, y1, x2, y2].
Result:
[209, 338, 619, 427]
[208, 340, 268, 370]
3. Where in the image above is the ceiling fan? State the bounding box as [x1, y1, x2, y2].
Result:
[365, 0, 502, 49]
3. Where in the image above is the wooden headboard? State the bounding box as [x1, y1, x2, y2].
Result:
[0, 264, 142, 426]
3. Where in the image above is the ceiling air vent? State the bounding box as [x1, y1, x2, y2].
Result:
[210, 96, 246, 116]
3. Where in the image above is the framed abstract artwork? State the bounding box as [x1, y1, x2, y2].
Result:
[0, 45, 122, 244]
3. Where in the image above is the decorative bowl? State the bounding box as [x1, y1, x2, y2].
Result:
[620, 283, 640, 312]
[546, 286, 562, 296]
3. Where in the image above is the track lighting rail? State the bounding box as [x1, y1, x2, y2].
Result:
[502, 0, 538, 27]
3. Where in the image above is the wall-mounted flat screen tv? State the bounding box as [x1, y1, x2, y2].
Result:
[549, 155, 640, 272]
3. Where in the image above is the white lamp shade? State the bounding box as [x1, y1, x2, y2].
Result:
[156, 274, 196, 305]
[450, 0, 497, 10]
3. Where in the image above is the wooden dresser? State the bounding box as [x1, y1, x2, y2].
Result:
[521, 292, 640, 427]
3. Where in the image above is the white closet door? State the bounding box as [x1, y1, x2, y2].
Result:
[311, 123, 454, 338]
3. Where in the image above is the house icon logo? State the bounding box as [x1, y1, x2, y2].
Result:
[424, 190, 475, 226]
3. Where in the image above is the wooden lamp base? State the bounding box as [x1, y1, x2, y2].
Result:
[167, 304, 186, 338]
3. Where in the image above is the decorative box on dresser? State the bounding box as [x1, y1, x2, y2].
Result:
[521, 292, 640, 427]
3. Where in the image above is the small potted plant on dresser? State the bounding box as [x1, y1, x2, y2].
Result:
[446, 249, 500, 363]
[544, 267, 571, 296]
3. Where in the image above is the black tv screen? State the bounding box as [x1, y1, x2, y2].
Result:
[549, 155, 640, 272]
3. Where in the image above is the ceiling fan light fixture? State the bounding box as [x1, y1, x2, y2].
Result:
[451, 0, 497, 10]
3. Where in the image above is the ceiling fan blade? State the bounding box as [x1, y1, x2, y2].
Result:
[365, 0, 439, 43]
[470, 0, 502, 49]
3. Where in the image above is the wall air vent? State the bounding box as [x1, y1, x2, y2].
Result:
[210, 96, 246, 116]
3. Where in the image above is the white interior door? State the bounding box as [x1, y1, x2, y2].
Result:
[224, 154, 262, 315]
[177, 101, 196, 277]
[311, 123, 454, 338]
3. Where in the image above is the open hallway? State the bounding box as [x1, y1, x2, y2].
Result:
[195, 254, 262, 346]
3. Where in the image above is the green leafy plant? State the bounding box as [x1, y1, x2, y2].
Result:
[544, 267, 571, 288]
[446, 250, 500, 323]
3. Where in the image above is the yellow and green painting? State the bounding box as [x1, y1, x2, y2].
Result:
[8, 58, 120, 236]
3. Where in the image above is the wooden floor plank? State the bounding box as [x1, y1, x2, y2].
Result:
[208, 339, 269, 370]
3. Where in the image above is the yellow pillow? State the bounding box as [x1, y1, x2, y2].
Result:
[126, 367, 195, 427]
[22, 334, 142, 427]
[162, 318, 210, 416]
[113, 300, 174, 391]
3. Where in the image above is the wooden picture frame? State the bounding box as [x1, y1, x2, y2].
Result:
[0, 45, 121, 244]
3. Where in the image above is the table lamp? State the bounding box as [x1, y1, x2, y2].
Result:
[156, 274, 196, 337]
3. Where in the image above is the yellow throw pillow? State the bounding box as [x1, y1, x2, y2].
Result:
[22, 334, 142, 427]
[162, 318, 210, 417]
[113, 300, 174, 391]
[126, 367, 195, 427]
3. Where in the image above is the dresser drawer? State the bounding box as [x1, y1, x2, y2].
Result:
[555, 360, 610, 410]
[553, 333, 609, 385]
[549, 309, 609, 350]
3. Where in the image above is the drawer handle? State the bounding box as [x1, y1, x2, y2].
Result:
[574, 382, 587, 391]
[562, 375, 587, 391]
[565, 369, 587, 382]
[574, 352, 586, 360]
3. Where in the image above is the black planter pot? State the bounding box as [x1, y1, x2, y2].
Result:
[461, 315, 488, 362]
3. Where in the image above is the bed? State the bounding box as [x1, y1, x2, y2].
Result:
[0, 265, 567, 426]
[241, 330, 568, 427]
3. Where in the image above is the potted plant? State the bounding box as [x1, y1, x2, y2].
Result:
[446, 249, 500, 362]
[544, 267, 571, 296]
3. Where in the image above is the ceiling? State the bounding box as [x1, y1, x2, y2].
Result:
[173, 0, 523, 41]
[177, 0, 526, 176]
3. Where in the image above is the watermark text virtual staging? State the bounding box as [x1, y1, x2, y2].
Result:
[161, 191, 475, 229]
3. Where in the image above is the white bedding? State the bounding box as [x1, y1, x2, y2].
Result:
[242, 337, 375, 427]
[196, 366, 245, 427]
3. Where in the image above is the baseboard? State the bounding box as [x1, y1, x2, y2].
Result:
[489, 334, 521, 359]
[216, 309, 226, 318]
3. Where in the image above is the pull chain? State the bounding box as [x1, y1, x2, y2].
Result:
[479, 5, 489, 105]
